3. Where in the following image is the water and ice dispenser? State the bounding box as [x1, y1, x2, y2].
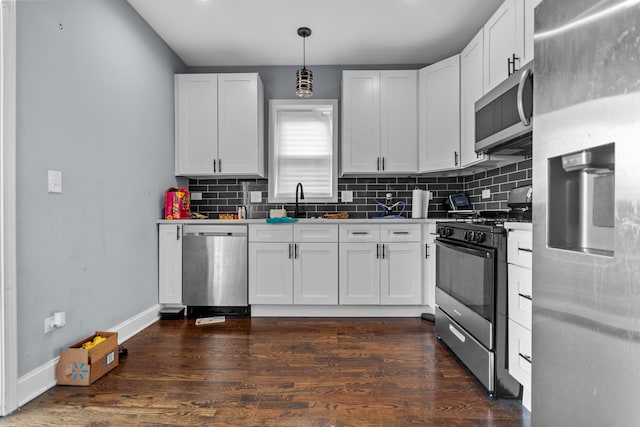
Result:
[548, 143, 615, 256]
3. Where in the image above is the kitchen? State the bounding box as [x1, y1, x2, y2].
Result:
[1, 0, 639, 425]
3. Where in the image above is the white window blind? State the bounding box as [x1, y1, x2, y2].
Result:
[269, 100, 338, 203]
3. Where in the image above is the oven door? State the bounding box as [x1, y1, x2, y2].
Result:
[435, 238, 495, 349]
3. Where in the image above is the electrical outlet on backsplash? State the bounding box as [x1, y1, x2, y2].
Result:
[187, 159, 532, 219]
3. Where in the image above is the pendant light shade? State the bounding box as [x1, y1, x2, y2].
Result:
[296, 27, 313, 98]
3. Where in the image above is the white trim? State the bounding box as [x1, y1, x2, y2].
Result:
[16, 304, 161, 409]
[0, 0, 18, 417]
[251, 305, 434, 317]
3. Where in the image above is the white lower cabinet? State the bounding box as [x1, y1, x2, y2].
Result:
[339, 224, 422, 305]
[248, 224, 338, 305]
[506, 222, 533, 411]
[422, 223, 437, 309]
[158, 223, 183, 305]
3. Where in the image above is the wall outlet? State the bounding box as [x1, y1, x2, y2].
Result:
[341, 190, 353, 203]
[250, 191, 262, 203]
[44, 311, 66, 334]
[190, 192, 202, 201]
[482, 189, 491, 199]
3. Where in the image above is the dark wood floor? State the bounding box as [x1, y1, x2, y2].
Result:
[1, 317, 530, 426]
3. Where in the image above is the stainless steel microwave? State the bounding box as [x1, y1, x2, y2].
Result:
[475, 61, 533, 155]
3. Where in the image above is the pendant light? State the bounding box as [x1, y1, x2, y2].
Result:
[295, 27, 313, 98]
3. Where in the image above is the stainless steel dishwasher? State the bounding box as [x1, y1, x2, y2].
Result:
[182, 225, 248, 314]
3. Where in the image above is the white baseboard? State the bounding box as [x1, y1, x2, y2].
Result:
[16, 304, 161, 407]
[250, 305, 434, 317]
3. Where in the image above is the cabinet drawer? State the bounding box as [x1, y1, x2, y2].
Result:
[294, 224, 338, 242]
[508, 264, 532, 329]
[339, 225, 380, 242]
[507, 229, 532, 268]
[380, 224, 421, 242]
[508, 319, 532, 389]
[249, 224, 293, 242]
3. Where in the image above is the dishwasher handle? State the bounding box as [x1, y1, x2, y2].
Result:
[186, 231, 238, 237]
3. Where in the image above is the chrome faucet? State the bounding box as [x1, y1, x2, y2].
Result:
[295, 182, 305, 218]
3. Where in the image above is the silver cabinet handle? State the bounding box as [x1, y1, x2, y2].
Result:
[454, 151, 459, 166]
[376, 243, 380, 259]
[382, 244, 386, 259]
[352, 232, 369, 235]
[519, 353, 532, 364]
[377, 157, 380, 171]
[218, 158, 222, 172]
[288, 243, 293, 259]
[382, 157, 385, 171]
[295, 243, 299, 259]
[213, 159, 217, 173]
[518, 247, 533, 253]
[392, 231, 410, 235]
[176, 225, 180, 240]
[425, 243, 430, 259]
[518, 293, 532, 301]
[517, 67, 532, 126]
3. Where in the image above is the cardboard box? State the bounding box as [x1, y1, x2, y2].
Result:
[56, 331, 119, 386]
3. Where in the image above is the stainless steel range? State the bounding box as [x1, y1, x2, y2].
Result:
[435, 216, 522, 399]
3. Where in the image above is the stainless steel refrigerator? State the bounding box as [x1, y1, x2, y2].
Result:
[533, 0, 640, 425]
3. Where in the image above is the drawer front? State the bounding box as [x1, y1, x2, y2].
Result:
[339, 225, 380, 242]
[294, 224, 338, 242]
[507, 229, 532, 268]
[249, 224, 293, 242]
[436, 308, 495, 392]
[380, 224, 421, 242]
[508, 264, 532, 329]
[508, 319, 532, 388]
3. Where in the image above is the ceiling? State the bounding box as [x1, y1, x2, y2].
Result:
[126, 0, 504, 67]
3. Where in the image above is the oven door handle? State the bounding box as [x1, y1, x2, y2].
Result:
[436, 239, 494, 259]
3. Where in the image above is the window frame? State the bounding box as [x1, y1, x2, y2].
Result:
[268, 99, 339, 204]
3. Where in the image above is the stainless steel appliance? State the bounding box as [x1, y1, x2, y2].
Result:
[475, 61, 533, 155]
[182, 225, 248, 314]
[435, 219, 521, 399]
[533, 0, 640, 424]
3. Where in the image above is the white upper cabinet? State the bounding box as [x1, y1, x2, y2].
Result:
[460, 29, 485, 168]
[483, 0, 524, 92]
[217, 73, 265, 176]
[175, 74, 218, 175]
[523, 0, 544, 65]
[342, 70, 418, 175]
[175, 73, 264, 177]
[418, 55, 461, 173]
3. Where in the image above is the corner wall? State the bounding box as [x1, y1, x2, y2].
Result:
[16, 0, 186, 376]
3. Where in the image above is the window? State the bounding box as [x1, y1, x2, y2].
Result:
[268, 99, 338, 203]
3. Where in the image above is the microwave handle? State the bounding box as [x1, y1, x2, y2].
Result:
[517, 68, 532, 126]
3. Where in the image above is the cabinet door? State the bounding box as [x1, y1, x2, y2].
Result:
[248, 242, 293, 304]
[418, 56, 460, 172]
[339, 243, 380, 305]
[460, 29, 486, 168]
[175, 74, 218, 175]
[158, 224, 182, 304]
[380, 242, 422, 305]
[483, 0, 523, 92]
[523, 0, 543, 64]
[380, 70, 418, 173]
[294, 242, 338, 305]
[217, 73, 264, 176]
[422, 224, 437, 308]
[341, 71, 381, 174]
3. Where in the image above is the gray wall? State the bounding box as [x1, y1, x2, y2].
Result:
[16, 0, 186, 375]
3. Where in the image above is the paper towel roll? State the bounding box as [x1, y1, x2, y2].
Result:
[422, 191, 430, 218]
[412, 188, 423, 218]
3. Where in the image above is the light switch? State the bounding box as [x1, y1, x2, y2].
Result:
[341, 191, 353, 203]
[191, 192, 203, 201]
[250, 191, 262, 203]
[48, 170, 62, 193]
[482, 189, 491, 199]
